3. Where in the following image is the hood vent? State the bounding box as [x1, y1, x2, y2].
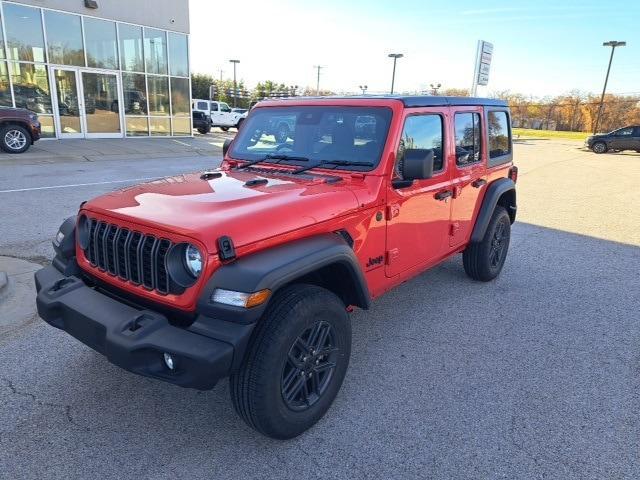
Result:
[244, 178, 268, 187]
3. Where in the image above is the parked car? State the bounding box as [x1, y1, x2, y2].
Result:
[35, 96, 516, 439]
[232, 108, 248, 115]
[12, 85, 52, 114]
[0, 106, 41, 153]
[585, 126, 640, 153]
[111, 89, 147, 114]
[192, 99, 246, 131]
[192, 110, 212, 134]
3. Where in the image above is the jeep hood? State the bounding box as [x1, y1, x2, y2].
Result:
[82, 170, 363, 253]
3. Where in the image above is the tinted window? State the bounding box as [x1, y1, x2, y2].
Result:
[84, 18, 118, 69]
[455, 112, 481, 166]
[197, 101, 208, 110]
[397, 115, 444, 173]
[488, 111, 511, 159]
[170, 77, 190, 116]
[230, 106, 392, 170]
[122, 73, 147, 114]
[614, 127, 633, 136]
[119, 24, 144, 72]
[168, 32, 189, 77]
[144, 28, 168, 74]
[44, 11, 84, 66]
[4, 3, 45, 62]
[147, 75, 169, 115]
[210, 103, 218, 111]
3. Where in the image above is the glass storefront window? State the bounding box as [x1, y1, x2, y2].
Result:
[147, 75, 169, 115]
[172, 116, 191, 136]
[0, 62, 11, 107]
[43, 10, 84, 66]
[149, 117, 170, 136]
[3, 3, 46, 62]
[119, 23, 144, 72]
[170, 77, 190, 116]
[122, 73, 147, 114]
[0, 11, 5, 60]
[84, 17, 118, 69]
[168, 33, 189, 77]
[9, 62, 52, 114]
[126, 116, 148, 136]
[38, 115, 56, 138]
[82, 72, 120, 134]
[144, 28, 168, 75]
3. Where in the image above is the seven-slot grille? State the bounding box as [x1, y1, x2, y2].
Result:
[83, 218, 173, 294]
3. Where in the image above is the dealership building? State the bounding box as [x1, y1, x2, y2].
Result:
[0, 0, 191, 139]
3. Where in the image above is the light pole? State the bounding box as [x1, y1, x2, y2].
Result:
[314, 65, 323, 95]
[430, 82, 441, 95]
[388, 53, 403, 94]
[593, 41, 626, 134]
[359, 85, 368, 94]
[229, 59, 240, 107]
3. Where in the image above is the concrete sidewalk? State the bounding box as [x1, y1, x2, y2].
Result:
[0, 130, 233, 166]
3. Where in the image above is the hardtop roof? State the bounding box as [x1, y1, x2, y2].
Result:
[259, 95, 508, 108]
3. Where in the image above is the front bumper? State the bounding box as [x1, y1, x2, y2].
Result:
[35, 264, 253, 390]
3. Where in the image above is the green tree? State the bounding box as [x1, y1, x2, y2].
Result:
[191, 73, 214, 99]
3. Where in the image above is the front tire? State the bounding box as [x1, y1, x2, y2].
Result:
[230, 284, 351, 439]
[1, 124, 31, 153]
[592, 141, 607, 154]
[463, 206, 511, 281]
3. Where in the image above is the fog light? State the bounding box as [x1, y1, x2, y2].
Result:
[163, 352, 175, 370]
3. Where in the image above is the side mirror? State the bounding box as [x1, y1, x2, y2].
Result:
[223, 138, 232, 157]
[402, 148, 434, 180]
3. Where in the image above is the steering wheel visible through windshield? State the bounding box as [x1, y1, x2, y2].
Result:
[228, 106, 392, 171]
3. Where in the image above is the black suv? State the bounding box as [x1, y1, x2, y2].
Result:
[586, 126, 640, 153]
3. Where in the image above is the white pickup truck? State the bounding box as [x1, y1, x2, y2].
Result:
[192, 99, 246, 131]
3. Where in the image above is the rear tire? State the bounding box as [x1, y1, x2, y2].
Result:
[197, 126, 210, 134]
[230, 284, 351, 439]
[0, 124, 31, 154]
[463, 206, 511, 282]
[592, 141, 607, 154]
[220, 126, 229, 132]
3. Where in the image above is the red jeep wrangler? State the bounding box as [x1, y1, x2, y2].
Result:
[35, 96, 517, 439]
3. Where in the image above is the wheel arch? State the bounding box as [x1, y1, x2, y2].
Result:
[0, 120, 32, 138]
[470, 178, 516, 243]
[196, 233, 370, 325]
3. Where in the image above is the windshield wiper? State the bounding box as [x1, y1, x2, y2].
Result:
[233, 153, 310, 170]
[292, 159, 374, 174]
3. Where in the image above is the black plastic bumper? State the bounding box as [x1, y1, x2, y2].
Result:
[35, 264, 254, 390]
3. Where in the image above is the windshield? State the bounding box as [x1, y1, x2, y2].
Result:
[228, 106, 392, 171]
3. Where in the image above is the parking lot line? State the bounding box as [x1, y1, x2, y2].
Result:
[0, 177, 160, 194]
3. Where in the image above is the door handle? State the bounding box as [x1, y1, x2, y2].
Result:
[435, 190, 453, 201]
[471, 179, 487, 188]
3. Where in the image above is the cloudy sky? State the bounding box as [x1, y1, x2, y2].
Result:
[188, 0, 640, 97]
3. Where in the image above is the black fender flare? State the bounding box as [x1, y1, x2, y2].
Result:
[197, 233, 370, 324]
[470, 178, 516, 243]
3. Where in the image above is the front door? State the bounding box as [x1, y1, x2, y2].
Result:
[385, 109, 453, 277]
[52, 68, 83, 138]
[52, 68, 122, 138]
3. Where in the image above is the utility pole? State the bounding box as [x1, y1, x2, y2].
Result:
[313, 65, 323, 95]
[593, 41, 626, 134]
[229, 59, 240, 107]
[388, 53, 403, 94]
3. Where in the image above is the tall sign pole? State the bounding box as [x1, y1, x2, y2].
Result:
[471, 40, 493, 96]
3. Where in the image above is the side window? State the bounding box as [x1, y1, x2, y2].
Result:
[210, 103, 218, 111]
[454, 112, 481, 166]
[396, 114, 444, 177]
[615, 127, 633, 136]
[220, 102, 231, 112]
[487, 111, 511, 161]
[197, 101, 208, 110]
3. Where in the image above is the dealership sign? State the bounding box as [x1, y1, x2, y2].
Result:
[471, 40, 493, 95]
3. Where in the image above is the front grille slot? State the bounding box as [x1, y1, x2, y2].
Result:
[82, 217, 173, 295]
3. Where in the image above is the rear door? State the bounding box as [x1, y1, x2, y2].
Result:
[609, 127, 634, 150]
[385, 108, 454, 277]
[449, 107, 486, 247]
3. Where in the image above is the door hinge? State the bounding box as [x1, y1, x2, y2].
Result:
[386, 248, 399, 265]
[449, 222, 460, 236]
[385, 204, 400, 220]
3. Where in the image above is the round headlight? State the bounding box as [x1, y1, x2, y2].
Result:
[184, 244, 203, 277]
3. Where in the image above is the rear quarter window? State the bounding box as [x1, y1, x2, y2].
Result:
[487, 110, 512, 167]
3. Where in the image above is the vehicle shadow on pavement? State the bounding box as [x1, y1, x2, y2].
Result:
[1, 222, 639, 479]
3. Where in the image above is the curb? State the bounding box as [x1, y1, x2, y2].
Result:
[0, 271, 8, 296]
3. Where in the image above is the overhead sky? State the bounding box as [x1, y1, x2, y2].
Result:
[189, 0, 639, 98]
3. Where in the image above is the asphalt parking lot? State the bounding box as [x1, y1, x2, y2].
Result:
[1, 138, 639, 479]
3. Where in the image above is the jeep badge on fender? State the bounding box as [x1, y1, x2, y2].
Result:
[35, 95, 516, 439]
